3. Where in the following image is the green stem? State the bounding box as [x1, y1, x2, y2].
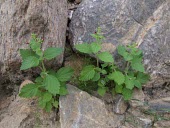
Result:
[125, 62, 130, 75]
[42, 60, 46, 72]
[97, 58, 99, 67]
[39, 66, 43, 71]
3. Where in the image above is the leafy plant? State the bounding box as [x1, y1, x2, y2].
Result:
[19, 34, 74, 112]
[75, 28, 149, 100]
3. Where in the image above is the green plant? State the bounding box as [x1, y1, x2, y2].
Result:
[75, 28, 149, 100]
[19, 34, 74, 112]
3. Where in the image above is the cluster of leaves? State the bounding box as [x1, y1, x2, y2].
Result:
[19, 34, 74, 112]
[75, 28, 149, 100]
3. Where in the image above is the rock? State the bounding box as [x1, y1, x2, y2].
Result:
[59, 85, 124, 128]
[114, 95, 128, 114]
[0, 0, 68, 73]
[129, 89, 145, 108]
[70, 0, 170, 86]
[162, 97, 170, 103]
[0, 80, 60, 128]
[126, 108, 153, 128]
[149, 97, 170, 113]
[75, 0, 82, 4]
[154, 120, 170, 128]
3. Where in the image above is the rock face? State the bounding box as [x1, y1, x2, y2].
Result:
[0, 80, 60, 128]
[59, 85, 124, 128]
[0, 0, 68, 73]
[70, 0, 170, 86]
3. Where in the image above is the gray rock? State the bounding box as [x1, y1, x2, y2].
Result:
[149, 97, 170, 113]
[59, 85, 124, 128]
[126, 108, 153, 128]
[0, 0, 68, 73]
[114, 95, 128, 114]
[70, 0, 170, 86]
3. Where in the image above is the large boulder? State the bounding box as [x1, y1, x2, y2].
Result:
[59, 85, 124, 128]
[70, 0, 170, 86]
[0, 0, 68, 73]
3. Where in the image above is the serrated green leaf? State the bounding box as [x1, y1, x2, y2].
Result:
[90, 34, 104, 40]
[97, 87, 106, 96]
[101, 70, 107, 75]
[131, 47, 142, 56]
[131, 62, 145, 72]
[115, 84, 123, 93]
[44, 75, 60, 95]
[75, 43, 92, 54]
[48, 70, 56, 76]
[125, 75, 135, 90]
[117, 45, 133, 61]
[56, 67, 74, 82]
[79, 65, 95, 81]
[38, 98, 46, 109]
[92, 72, 100, 81]
[122, 88, 133, 100]
[97, 52, 114, 63]
[19, 83, 40, 98]
[43, 92, 52, 102]
[107, 71, 125, 85]
[45, 102, 52, 112]
[117, 45, 127, 57]
[20, 49, 36, 60]
[134, 80, 142, 89]
[137, 72, 149, 84]
[35, 77, 43, 83]
[101, 63, 108, 68]
[20, 56, 39, 70]
[44, 47, 63, 60]
[59, 85, 68, 95]
[131, 56, 142, 64]
[124, 53, 133, 61]
[53, 101, 59, 108]
[35, 48, 43, 56]
[90, 42, 101, 53]
[98, 79, 106, 87]
[30, 39, 41, 52]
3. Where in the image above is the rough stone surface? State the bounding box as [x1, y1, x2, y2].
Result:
[0, 0, 68, 73]
[59, 85, 124, 128]
[126, 108, 153, 128]
[70, 0, 170, 86]
[149, 97, 170, 113]
[154, 120, 170, 128]
[0, 80, 60, 128]
[114, 95, 128, 114]
[129, 89, 145, 108]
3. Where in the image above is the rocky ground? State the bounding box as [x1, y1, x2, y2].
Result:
[0, 0, 170, 128]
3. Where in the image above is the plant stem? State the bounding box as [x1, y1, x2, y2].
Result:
[42, 61, 46, 72]
[125, 61, 130, 74]
[97, 58, 99, 67]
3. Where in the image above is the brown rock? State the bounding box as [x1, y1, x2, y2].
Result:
[154, 120, 170, 128]
[129, 89, 145, 108]
[59, 85, 124, 128]
[0, 80, 60, 128]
